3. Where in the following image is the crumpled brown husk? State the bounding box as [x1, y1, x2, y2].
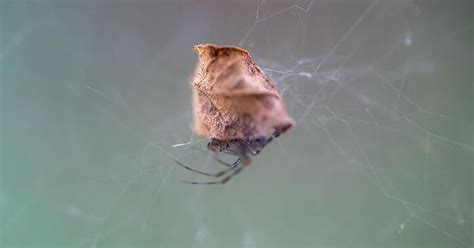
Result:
[191, 44, 294, 141]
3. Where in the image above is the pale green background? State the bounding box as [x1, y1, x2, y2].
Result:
[1, 0, 473, 247]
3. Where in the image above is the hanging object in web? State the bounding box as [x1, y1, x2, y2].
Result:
[176, 44, 294, 185]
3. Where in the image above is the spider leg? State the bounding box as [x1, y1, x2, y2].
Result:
[239, 140, 258, 156]
[181, 165, 244, 185]
[213, 156, 241, 167]
[196, 148, 238, 168]
[174, 158, 240, 178]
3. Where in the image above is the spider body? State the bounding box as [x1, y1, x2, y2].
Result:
[206, 136, 266, 165]
[207, 122, 291, 156]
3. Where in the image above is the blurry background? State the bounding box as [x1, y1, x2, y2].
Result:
[1, 0, 472, 247]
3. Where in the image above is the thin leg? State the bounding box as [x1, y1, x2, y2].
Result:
[174, 158, 240, 178]
[223, 143, 243, 157]
[213, 156, 240, 167]
[198, 148, 239, 168]
[181, 165, 244, 185]
[239, 140, 258, 156]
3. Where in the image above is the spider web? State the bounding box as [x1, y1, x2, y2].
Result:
[1, 0, 473, 247]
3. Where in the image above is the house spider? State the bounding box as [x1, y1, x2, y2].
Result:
[177, 44, 294, 185]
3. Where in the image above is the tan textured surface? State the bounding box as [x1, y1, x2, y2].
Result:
[191, 44, 294, 140]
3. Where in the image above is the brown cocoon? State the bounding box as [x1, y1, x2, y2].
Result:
[191, 44, 294, 141]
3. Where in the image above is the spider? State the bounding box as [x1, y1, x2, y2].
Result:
[175, 127, 288, 185]
[177, 44, 294, 185]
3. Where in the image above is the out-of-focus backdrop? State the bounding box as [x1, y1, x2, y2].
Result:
[1, 0, 472, 247]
